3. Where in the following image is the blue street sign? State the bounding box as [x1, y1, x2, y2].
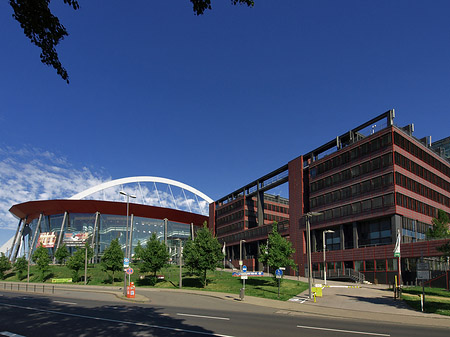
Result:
[242, 265, 247, 272]
[275, 269, 283, 277]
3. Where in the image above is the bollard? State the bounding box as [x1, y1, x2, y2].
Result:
[239, 288, 245, 301]
[313, 292, 316, 303]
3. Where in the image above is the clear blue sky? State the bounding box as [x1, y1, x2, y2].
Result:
[1, 1, 450, 247]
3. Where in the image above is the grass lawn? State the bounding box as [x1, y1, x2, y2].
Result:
[401, 286, 450, 316]
[2, 264, 308, 301]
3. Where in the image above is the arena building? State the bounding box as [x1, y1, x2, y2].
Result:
[8, 177, 211, 263]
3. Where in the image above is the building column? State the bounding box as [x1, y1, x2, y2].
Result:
[257, 183, 264, 226]
[340, 225, 345, 250]
[352, 222, 358, 249]
[311, 230, 317, 252]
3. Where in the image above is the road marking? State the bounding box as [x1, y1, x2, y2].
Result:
[177, 313, 230, 320]
[0, 303, 235, 337]
[0, 332, 26, 337]
[297, 325, 390, 336]
[53, 301, 77, 305]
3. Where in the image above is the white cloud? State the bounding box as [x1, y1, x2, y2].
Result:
[0, 146, 210, 231]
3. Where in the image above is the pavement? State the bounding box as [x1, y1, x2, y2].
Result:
[2, 277, 450, 328]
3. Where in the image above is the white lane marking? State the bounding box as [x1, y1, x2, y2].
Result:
[0, 332, 26, 337]
[297, 325, 390, 336]
[53, 301, 77, 305]
[177, 313, 230, 321]
[0, 303, 234, 337]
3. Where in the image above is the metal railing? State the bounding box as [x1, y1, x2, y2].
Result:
[312, 268, 365, 283]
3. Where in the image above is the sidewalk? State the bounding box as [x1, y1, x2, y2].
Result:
[2, 280, 450, 328]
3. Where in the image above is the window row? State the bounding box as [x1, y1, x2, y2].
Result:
[395, 172, 450, 208]
[264, 203, 289, 214]
[216, 210, 244, 226]
[311, 132, 392, 177]
[310, 153, 393, 193]
[394, 152, 450, 193]
[216, 221, 245, 236]
[396, 193, 439, 218]
[311, 193, 395, 223]
[358, 218, 392, 247]
[394, 131, 450, 179]
[264, 213, 288, 223]
[216, 199, 244, 217]
[311, 173, 394, 208]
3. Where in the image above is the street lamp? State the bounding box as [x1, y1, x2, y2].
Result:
[176, 238, 183, 289]
[305, 212, 322, 299]
[120, 190, 136, 296]
[239, 240, 246, 271]
[323, 230, 334, 285]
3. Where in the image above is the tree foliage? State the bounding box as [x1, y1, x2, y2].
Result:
[55, 244, 70, 265]
[259, 224, 296, 282]
[0, 253, 12, 280]
[428, 209, 450, 258]
[14, 256, 28, 280]
[183, 223, 222, 287]
[67, 243, 93, 282]
[135, 233, 169, 278]
[101, 238, 124, 282]
[32, 244, 51, 280]
[9, 0, 254, 83]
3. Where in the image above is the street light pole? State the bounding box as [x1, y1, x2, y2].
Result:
[176, 239, 182, 289]
[323, 230, 334, 285]
[120, 191, 136, 296]
[239, 240, 246, 272]
[305, 212, 322, 299]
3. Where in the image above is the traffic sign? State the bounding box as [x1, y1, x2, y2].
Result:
[275, 269, 283, 279]
[123, 258, 130, 268]
[125, 267, 134, 275]
[242, 265, 247, 272]
[417, 270, 430, 280]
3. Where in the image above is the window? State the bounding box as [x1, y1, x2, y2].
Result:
[365, 260, 374, 271]
[372, 196, 383, 209]
[376, 259, 386, 271]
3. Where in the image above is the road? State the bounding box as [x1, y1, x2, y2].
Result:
[0, 290, 449, 337]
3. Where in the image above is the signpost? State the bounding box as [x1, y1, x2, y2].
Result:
[275, 268, 283, 299]
[417, 261, 430, 312]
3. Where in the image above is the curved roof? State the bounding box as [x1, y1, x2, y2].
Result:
[69, 176, 214, 203]
[9, 199, 208, 226]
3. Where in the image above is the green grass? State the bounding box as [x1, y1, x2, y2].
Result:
[401, 293, 450, 316]
[401, 286, 450, 298]
[2, 264, 307, 301]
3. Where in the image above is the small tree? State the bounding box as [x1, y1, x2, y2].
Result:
[55, 244, 70, 265]
[136, 233, 169, 280]
[428, 209, 450, 258]
[183, 222, 222, 287]
[101, 238, 124, 283]
[32, 244, 51, 281]
[259, 223, 296, 283]
[14, 256, 28, 281]
[0, 253, 11, 280]
[67, 248, 84, 282]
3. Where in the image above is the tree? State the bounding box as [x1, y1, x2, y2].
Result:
[135, 233, 169, 280]
[32, 244, 51, 281]
[14, 256, 28, 281]
[66, 243, 92, 282]
[101, 238, 124, 283]
[183, 222, 222, 287]
[9, 0, 254, 83]
[259, 223, 296, 282]
[427, 209, 450, 258]
[55, 244, 70, 265]
[0, 253, 12, 280]
[427, 209, 450, 239]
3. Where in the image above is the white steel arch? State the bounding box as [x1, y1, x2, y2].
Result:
[69, 176, 214, 204]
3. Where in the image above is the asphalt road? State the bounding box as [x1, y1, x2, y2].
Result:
[0, 290, 449, 337]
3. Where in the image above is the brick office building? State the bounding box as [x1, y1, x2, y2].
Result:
[209, 110, 450, 286]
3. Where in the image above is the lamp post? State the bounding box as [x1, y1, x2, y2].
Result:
[176, 238, 183, 289]
[323, 230, 334, 285]
[305, 212, 322, 299]
[239, 239, 246, 271]
[120, 190, 136, 296]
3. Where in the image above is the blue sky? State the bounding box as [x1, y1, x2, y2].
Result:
[1, 1, 450, 247]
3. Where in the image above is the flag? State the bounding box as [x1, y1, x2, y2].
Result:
[222, 242, 226, 255]
[393, 229, 401, 258]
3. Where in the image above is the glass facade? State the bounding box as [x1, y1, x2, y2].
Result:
[28, 212, 193, 260]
